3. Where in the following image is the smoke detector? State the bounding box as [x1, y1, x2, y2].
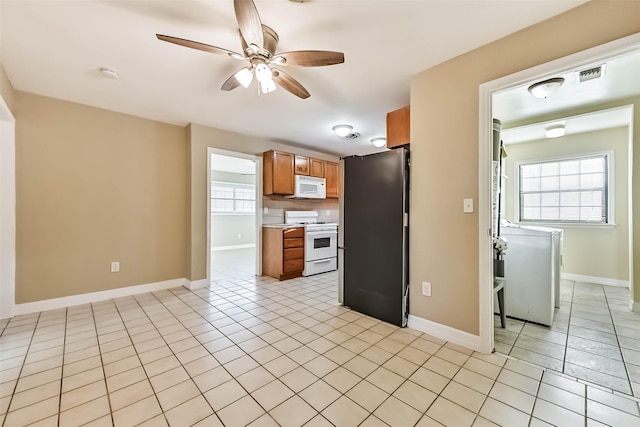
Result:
[342, 132, 360, 140]
[578, 64, 605, 83]
[99, 67, 119, 79]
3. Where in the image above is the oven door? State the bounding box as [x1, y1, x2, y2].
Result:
[305, 230, 338, 261]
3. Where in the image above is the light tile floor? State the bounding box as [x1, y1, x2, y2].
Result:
[2, 272, 640, 426]
[495, 279, 640, 397]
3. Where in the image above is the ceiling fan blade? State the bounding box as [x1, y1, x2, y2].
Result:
[274, 50, 344, 67]
[156, 34, 244, 59]
[272, 69, 310, 99]
[234, 0, 263, 49]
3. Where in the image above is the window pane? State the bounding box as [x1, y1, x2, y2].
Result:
[541, 193, 559, 207]
[523, 207, 540, 220]
[523, 193, 541, 207]
[541, 176, 559, 191]
[518, 154, 607, 223]
[521, 177, 540, 192]
[560, 207, 580, 220]
[211, 182, 256, 213]
[541, 207, 559, 220]
[560, 192, 579, 207]
[521, 164, 540, 178]
[560, 161, 579, 175]
[559, 174, 579, 190]
[540, 162, 559, 176]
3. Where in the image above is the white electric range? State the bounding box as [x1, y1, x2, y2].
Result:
[284, 211, 338, 276]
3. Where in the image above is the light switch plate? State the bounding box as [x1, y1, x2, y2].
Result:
[463, 198, 474, 213]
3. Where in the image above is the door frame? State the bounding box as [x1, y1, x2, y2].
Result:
[0, 94, 16, 320]
[206, 147, 263, 280]
[478, 32, 640, 353]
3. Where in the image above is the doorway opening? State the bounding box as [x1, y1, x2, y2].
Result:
[207, 148, 262, 282]
[479, 33, 640, 395]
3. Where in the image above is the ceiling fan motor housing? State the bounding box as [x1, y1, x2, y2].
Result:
[241, 25, 279, 57]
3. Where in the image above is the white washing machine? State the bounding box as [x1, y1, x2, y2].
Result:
[500, 223, 563, 326]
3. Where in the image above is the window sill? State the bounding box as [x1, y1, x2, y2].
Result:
[516, 221, 616, 229]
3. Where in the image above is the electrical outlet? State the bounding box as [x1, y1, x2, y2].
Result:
[110, 261, 120, 273]
[422, 281, 432, 297]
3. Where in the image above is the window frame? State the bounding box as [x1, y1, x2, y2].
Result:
[514, 150, 615, 226]
[210, 180, 256, 215]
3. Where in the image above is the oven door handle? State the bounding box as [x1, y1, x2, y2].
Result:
[306, 231, 338, 237]
[312, 259, 332, 264]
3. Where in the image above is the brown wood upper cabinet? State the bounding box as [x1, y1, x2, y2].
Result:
[309, 158, 325, 178]
[295, 155, 325, 178]
[386, 105, 410, 148]
[325, 161, 339, 199]
[263, 150, 294, 195]
[294, 155, 310, 176]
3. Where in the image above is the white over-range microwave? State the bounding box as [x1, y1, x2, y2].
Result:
[290, 175, 326, 199]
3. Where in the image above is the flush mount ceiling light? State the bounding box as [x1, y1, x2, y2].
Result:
[527, 77, 564, 99]
[371, 137, 387, 148]
[333, 124, 353, 138]
[546, 124, 566, 138]
[99, 67, 119, 79]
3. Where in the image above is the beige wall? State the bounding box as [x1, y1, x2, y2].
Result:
[0, 63, 15, 113]
[410, 1, 640, 335]
[15, 92, 187, 303]
[187, 123, 339, 281]
[504, 126, 629, 281]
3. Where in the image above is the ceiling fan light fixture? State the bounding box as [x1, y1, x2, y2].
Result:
[234, 68, 253, 88]
[371, 137, 387, 148]
[527, 77, 565, 98]
[261, 78, 277, 94]
[333, 124, 353, 138]
[546, 123, 566, 138]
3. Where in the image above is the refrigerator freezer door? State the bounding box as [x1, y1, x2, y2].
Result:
[342, 149, 408, 327]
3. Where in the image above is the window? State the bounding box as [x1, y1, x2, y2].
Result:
[211, 181, 255, 214]
[518, 154, 610, 224]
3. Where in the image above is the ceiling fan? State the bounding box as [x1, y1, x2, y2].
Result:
[156, 0, 344, 99]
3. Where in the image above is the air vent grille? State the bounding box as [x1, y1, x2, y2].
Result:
[579, 65, 603, 82]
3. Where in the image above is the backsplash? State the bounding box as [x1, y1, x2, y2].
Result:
[262, 196, 339, 224]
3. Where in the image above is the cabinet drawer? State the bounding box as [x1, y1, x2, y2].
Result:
[283, 258, 304, 273]
[283, 227, 304, 238]
[284, 247, 304, 261]
[283, 238, 304, 248]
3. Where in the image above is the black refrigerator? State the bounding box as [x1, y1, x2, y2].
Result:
[338, 147, 409, 327]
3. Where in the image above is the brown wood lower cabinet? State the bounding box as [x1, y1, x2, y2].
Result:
[262, 226, 305, 280]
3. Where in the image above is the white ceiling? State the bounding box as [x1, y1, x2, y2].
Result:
[211, 153, 256, 174]
[494, 48, 640, 143]
[1, 0, 588, 156]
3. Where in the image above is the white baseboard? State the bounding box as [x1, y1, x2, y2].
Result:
[630, 301, 640, 314]
[211, 244, 256, 252]
[561, 273, 630, 288]
[13, 278, 187, 316]
[407, 315, 481, 352]
[184, 279, 209, 290]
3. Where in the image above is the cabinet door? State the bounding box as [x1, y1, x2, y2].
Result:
[386, 106, 410, 148]
[295, 155, 310, 175]
[271, 151, 295, 195]
[309, 158, 325, 178]
[325, 161, 339, 199]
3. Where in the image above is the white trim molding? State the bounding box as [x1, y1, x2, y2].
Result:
[562, 273, 630, 288]
[478, 32, 640, 355]
[14, 279, 187, 316]
[0, 94, 16, 320]
[184, 278, 209, 290]
[408, 315, 482, 352]
[630, 300, 640, 314]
